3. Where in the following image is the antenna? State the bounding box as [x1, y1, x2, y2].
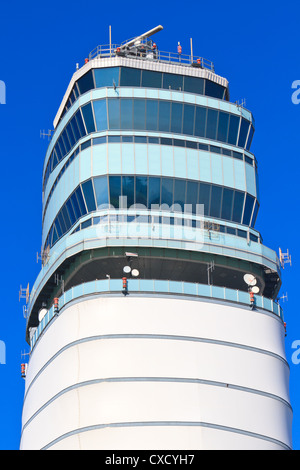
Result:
[279, 248, 292, 269]
[54, 273, 64, 294]
[207, 261, 215, 286]
[19, 284, 30, 303]
[235, 99, 246, 109]
[243, 274, 257, 287]
[40, 129, 53, 141]
[120, 25, 163, 49]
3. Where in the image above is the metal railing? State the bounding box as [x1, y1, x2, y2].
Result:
[88, 43, 215, 72]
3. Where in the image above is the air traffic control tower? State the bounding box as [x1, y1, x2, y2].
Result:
[20, 26, 292, 450]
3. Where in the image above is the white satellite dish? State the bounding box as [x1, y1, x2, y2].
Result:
[38, 308, 48, 322]
[251, 286, 260, 294]
[123, 265, 131, 274]
[243, 274, 257, 286]
[131, 269, 140, 277]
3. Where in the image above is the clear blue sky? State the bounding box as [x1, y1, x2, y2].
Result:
[0, 0, 299, 450]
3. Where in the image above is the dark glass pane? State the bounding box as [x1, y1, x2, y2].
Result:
[136, 176, 148, 207]
[77, 70, 94, 95]
[135, 136, 146, 143]
[206, 109, 218, 140]
[227, 115, 240, 145]
[161, 178, 173, 207]
[163, 73, 183, 91]
[94, 67, 119, 88]
[173, 139, 185, 147]
[81, 102, 95, 133]
[70, 115, 81, 142]
[210, 185, 223, 218]
[61, 130, 71, 154]
[186, 140, 197, 149]
[146, 100, 158, 130]
[173, 179, 186, 211]
[171, 102, 183, 134]
[198, 143, 208, 151]
[221, 188, 234, 220]
[57, 136, 66, 157]
[82, 180, 96, 212]
[55, 141, 62, 162]
[141, 70, 162, 88]
[81, 218, 92, 229]
[233, 151, 243, 160]
[51, 149, 58, 170]
[133, 99, 145, 130]
[186, 181, 198, 214]
[61, 204, 71, 230]
[232, 191, 244, 223]
[81, 139, 91, 150]
[205, 80, 224, 99]
[122, 176, 134, 208]
[161, 137, 172, 146]
[251, 200, 259, 227]
[246, 125, 254, 151]
[210, 145, 221, 153]
[217, 112, 229, 143]
[66, 122, 76, 148]
[148, 177, 161, 207]
[148, 136, 159, 144]
[93, 99, 108, 131]
[70, 192, 81, 219]
[198, 183, 211, 216]
[108, 98, 120, 129]
[66, 198, 76, 225]
[57, 211, 67, 234]
[194, 106, 207, 137]
[54, 219, 62, 238]
[75, 187, 87, 215]
[242, 194, 254, 225]
[75, 110, 87, 137]
[238, 118, 250, 148]
[93, 176, 109, 209]
[120, 99, 133, 129]
[184, 76, 204, 94]
[120, 67, 141, 87]
[158, 101, 171, 132]
[183, 104, 195, 135]
[109, 176, 121, 208]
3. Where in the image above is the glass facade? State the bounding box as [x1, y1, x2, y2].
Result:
[44, 175, 258, 250]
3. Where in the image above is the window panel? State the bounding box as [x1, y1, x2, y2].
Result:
[120, 98, 133, 129]
[109, 176, 121, 208]
[77, 70, 95, 95]
[61, 129, 71, 154]
[158, 101, 171, 132]
[198, 183, 211, 216]
[81, 180, 96, 212]
[120, 67, 141, 87]
[194, 106, 207, 137]
[133, 99, 146, 130]
[57, 210, 67, 234]
[93, 175, 109, 209]
[186, 181, 198, 214]
[148, 177, 161, 207]
[206, 109, 218, 140]
[161, 178, 173, 207]
[61, 205, 71, 230]
[163, 73, 183, 91]
[70, 192, 81, 219]
[242, 194, 255, 225]
[184, 76, 204, 94]
[146, 99, 158, 130]
[75, 187, 87, 216]
[93, 99, 108, 131]
[227, 115, 240, 146]
[66, 122, 76, 148]
[221, 188, 234, 220]
[238, 118, 250, 148]
[75, 110, 87, 137]
[122, 176, 134, 208]
[70, 115, 81, 142]
[66, 199, 76, 226]
[54, 219, 62, 239]
[94, 67, 119, 88]
[205, 80, 225, 99]
[246, 125, 254, 151]
[81, 102, 95, 134]
[141, 70, 162, 88]
[171, 102, 183, 134]
[108, 98, 120, 129]
[210, 185, 223, 218]
[183, 104, 195, 136]
[217, 112, 229, 143]
[251, 200, 259, 227]
[136, 176, 148, 207]
[173, 179, 186, 212]
[232, 190, 244, 223]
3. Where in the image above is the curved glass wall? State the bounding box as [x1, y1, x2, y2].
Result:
[44, 98, 254, 190]
[43, 175, 259, 250]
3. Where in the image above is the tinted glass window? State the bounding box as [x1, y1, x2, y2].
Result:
[238, 118, 250, 148]
[228, 115, 240, 145]
[205, 80, 224, 99]
[183, 104, 195, 135]
[121, 99, 133, 129]
[75, 187, 87, 216]
[206, 109, 218, 140]
[148, 177, 161, 207]
[136, 176, 148, 207]
[75, 110, 87, 137]
[184, 76, 204, 94]
[81, 102, 95, 133]
[93, 175, 109, 209]
[251, 200, 259, 227]
[109, 176, 121, 208]
[108, 98, 120, 129]
[142, 70, 162, 88]
[242, 194, 254, 225]
[194, 106, 207, 137]
[159, 101, 171, 132]
[77, 70, 94, 95]
[61, 205, 71, 230]
[210, 185, 222, 218]
[66, 122, 76, 148]
[66, 199, 76, 225]
[146, 99, 158, 130]
[122, 176, 134, 208]
[173, 179, 186, 211]
[70, 192, 81, 219]
[61, 130, 71, 154]
[163, 73, 183, 91]
[94, 67, 119, 88]
[161, 178, 173, 207]
[134, 99, 146, 130]
[82, 180, 96, 212]
[120, 67, 141, 86]
[232, 190, 244, 223]
[171, 102, 183, 134]
[198, 183, 211, 216]
[186, 181, 198, 214]
[221, 188, 234, 220]
[217, 112, 229, 143]
[93, 100, 108, 131]
[246, 125, 254, 151]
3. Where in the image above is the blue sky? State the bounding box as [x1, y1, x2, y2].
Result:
[0, 0, 299, 450]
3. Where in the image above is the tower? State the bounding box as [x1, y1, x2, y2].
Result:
[20, 26, 292, 450]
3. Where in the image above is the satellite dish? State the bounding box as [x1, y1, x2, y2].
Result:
[123, 266, 131, 274]
[131, 269, 139, 277]
[243, 274, 257, 286]
[251, 286, 260, 294]
[38, 308, 48, 322]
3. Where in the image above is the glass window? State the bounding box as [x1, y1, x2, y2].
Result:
[194, 106, 207, 137]
[109, 176, 121, 208]
[251, 200, 259, 227]
[122, 176, 134, 208]
[186, 140, 197, 149]
[136, 176, 148, 207]
[93, 175, 109, 209]
[186, 181, 198, 214]
[148, 136, 159, 144]
[133, 99, 145, 130]
[246, 125, 254, 151]
[54, 219, 62, 239]
[173, 179, 186, 211]
[75, 187, 87, 216]
[94, 67, 119, 88]
[238, 118, 250, 148]
[232, 190, 244, 223]
[163, 73, 183, 91]
[217, 112, 229, 143]
[158, 101, 171, 132]
[161, 178, 173, 207]
[120, 67, 141, 87]
[61, 205, 71, 230]
[61, 129, 71, 154]
[161, 137, 172, 146]
[227, 115, 240, 146]
[205, 80, 224, 99]
[93, 136, 106, 145]
[173, 139, 185, 147]
[81, 180, 96, 212]
[66, 122, 76, 148]
[81, 102, 95, 134]
[183, 104, 195, 136]
[70, 192, 81, 219]
[75, 110, 87, 137]
[184, 76, 204, 94]
[121, 98, 133, 129]
[57, 211, 67, 234]
[66, 198, 76, 226]
[141, 70, 162, 88]
[171, 102, 183, 134]
[146, 99, 158, 130]
[221, 188, 234, 220]
[198, 183, 211, 216]
[242, 194, 254, 225]
[148, 177, 161, 207]
[69, 116, 81, 142]
[108, 98, 120, 129]
[206, 109, 218, 140]
[210, 185, 223, 218]
[81, 219, 92, 229]
[81, 139, 91, 151]
[54, 141, 62, 163]
[77, 70, 95, 95]
[93, 99, 108, 131]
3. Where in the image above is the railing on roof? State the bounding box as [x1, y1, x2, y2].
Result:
[88, 43, 215, 72]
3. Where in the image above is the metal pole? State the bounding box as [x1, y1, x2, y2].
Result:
[109, 25, 112, 57]
[190, 38, 193, 63]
